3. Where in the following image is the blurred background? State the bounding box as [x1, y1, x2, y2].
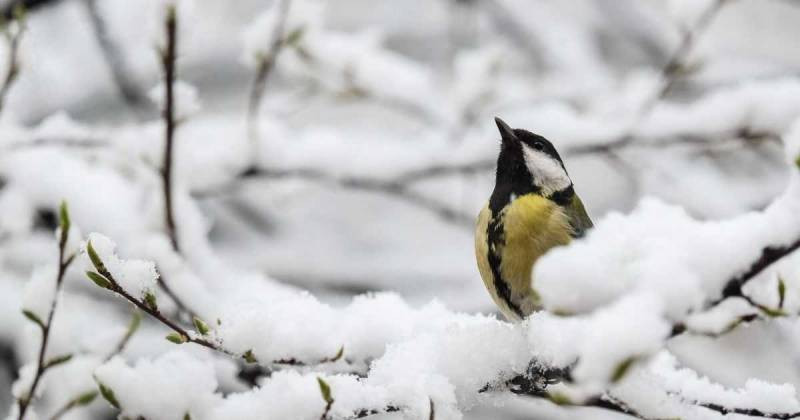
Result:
[1, 0, 800, 418]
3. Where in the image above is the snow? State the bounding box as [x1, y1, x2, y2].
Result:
[81, 233, 159, 300]
[240, 0, 326, 68]
[684, 298, 755, 334]
[650, 351, 800, 413]
[209, 371, 390, 420]
[38, 355, 104, 418]
[10, 364, 35, 400]
[95, 352, 218, 420]
[0, 187, 34, 237]
[667, 0, 720, 27]
[2, 405, 37, 420]
[535, 154, 800, 320]
[21, 265, 57, 324]
[3, 1, 800, 419]
[148, 80, 202, 121]
[56, 223, 83, 262]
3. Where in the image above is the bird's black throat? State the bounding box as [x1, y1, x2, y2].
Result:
[485, 146, 536, 319]
[488, 144, 538, 215]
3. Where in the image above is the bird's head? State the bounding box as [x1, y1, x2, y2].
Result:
[492, 117, 572, 199]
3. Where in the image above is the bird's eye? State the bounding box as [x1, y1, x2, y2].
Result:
[532, 142, 545, 151]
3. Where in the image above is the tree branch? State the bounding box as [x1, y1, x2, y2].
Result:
[698, 402, 800, 419]
[160, 5, 180, 252]
[45, 311, 139, 420]
[246, 0, 291, 150]
[47, 390, 98, 420]
[0, 6, 25, 115]
[85, 244, 350, 370]
[16, 203, 75, 420]
[198, 124, 776, 229]
[235, 166, 476, 227]
[83, 0, 152, 118]
[103, 311, 141, 362]
[716, 237, 800, 304]
[632, 0, 730, 122]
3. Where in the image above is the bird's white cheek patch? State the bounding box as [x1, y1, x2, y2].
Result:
[522, 147, 571, 196]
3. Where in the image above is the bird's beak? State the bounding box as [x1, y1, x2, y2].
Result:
[494, 117, 518, 144]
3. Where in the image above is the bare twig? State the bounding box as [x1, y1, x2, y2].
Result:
[235, 166, 476, 227]
[103, 311, 141, 362]
[3, 137, 106, 151]
[480, 0, 545, 70]
[160, 5, 180, 252]
[155, 271, 197, 322]
[584, 395, 653, 420]
[0, 5, 25, 115]
[199, 124, 776, 229]
[246, 0, 291, 150]
[578, 0, 731, 156]
[83, 0, 152, 118]
[631, 0, 730, 124]
[16, 203, 75, 420]
[47, 391, 98, 420]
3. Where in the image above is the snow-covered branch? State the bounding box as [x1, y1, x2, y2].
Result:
[82, 233, 350, 371]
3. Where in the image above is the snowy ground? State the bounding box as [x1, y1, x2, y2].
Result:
[2, 0, 800, 419]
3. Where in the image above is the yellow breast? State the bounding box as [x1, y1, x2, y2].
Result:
[475, 194, 572, 320]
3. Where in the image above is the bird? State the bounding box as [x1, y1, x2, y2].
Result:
[475, 117, 593, 322]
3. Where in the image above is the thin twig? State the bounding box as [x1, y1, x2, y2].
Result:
[87, 249, 350, 369]
[246, 0, 291, 151]
[16, 206, 75, 420]
[631, 0, 730, 124]
[46, 311, 139, 420]
[83, 0, 151, 118]
[585, 395, 654, 420]
[200, 125, 775, 228]
[47, 391, 98, 420]
[156, 271, 196, 322]
[235, 166, 476, 227]
[0, 6, 25, 115]
[103, 311, 141, 362]
[3, 137, 106, 151]
[577, 0, 730, 155]
[160, 5, 180, 252]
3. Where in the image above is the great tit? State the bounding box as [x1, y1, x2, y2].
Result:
[475, 117, 593, 322]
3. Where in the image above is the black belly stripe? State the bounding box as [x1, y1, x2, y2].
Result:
[486, 212, 525, 318]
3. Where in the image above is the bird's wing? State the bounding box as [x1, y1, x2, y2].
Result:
[563, 194, 593, 238]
